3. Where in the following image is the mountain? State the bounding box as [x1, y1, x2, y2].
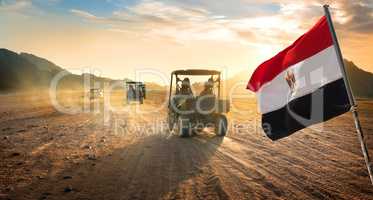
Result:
[0, 49, 121, 92]
[345, 60, 373, 98]
[1, 48, 372, 98]
[20, 52, 64, 74]
[0, 49, 40, 90]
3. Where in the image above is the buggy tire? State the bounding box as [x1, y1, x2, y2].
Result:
[176, 117, 192, 137]
[215, 115, 227, 137]
[167, 111, 176, 131]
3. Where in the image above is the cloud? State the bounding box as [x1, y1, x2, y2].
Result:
[0, 0, 44, 16]
[69, 8, 132, 26]
[0, 0, 32, 12]
[70, 1, 222, 40]
[69, 0, 300, 47]
[332, 0, 373, 33]
[263, 0, 373, 34]
[70, 9, 101, 20]
[68, 0, 373, 50]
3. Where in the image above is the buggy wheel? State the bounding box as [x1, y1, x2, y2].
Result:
[215, 115, 227, 137]
[167, 111, 176, 131]
[193, 123, 204, 135]
[176, 117, 192, 137]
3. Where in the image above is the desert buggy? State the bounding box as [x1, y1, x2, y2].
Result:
[125, 81, 146, 104]
[167, 69, 230, 137]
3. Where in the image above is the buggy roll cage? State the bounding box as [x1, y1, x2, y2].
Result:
[168, 69, 222, 107]
[126, 81, 145, 85]
[125, 81, 145, 90]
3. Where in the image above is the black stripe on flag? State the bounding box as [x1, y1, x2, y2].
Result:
[262, 78, 351, 140]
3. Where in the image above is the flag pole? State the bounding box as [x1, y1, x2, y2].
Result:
[323, 4, 373, 185]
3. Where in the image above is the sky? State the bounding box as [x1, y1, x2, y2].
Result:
[1, 0, 373, 83]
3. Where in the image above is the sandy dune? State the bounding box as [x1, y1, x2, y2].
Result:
[1, 91, 373, 200]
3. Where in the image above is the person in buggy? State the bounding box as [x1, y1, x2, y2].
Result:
[174, 78, 194, 111]
[197, 77, 216, 113]
[180, 78, 194, 96]
[199, 78, 214, 96]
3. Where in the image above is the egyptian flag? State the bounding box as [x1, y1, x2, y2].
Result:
[247, 16, 351, 140]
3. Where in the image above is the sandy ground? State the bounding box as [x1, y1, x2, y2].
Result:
[1, 91, 373, 200]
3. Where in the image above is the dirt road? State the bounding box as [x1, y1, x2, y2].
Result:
[1, 92, 373, 199]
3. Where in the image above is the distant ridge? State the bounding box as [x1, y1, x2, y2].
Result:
[0, 48, 372, 98]
[345, 60, 373, 98]
[19, 52, 64, 73]
[0, 49, 125, 91]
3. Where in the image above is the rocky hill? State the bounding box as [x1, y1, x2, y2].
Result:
[0, 49, 121, 91]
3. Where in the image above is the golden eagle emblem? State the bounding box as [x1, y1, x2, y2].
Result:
[285, 70, 296, 93]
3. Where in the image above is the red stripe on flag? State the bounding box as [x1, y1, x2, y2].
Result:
[247, 16, 333, 92]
